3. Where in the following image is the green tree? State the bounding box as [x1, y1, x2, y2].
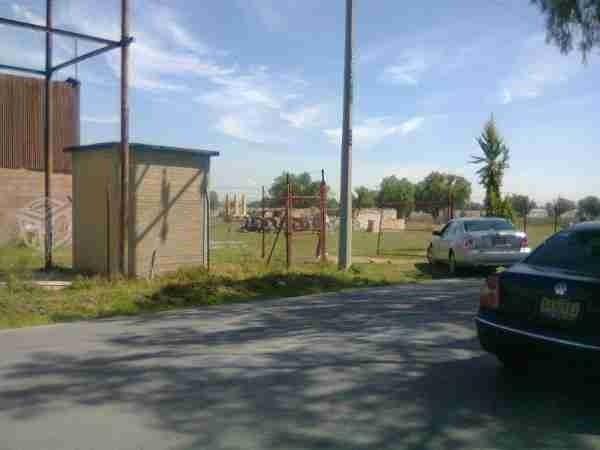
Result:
[488, 191, 516, 222]
[327, 197, 340, 210]
[415, 172, 472, 219]
[471, 117, 510, 215]
[269, 172, 320, 207]
[531, 0, 600, 57]
[353, 186, 377, 211]
[508, 194, 537, 218]
[546, 197, 577, 217]
[377, 176, 415, 218]
[578, 196, 600, 220]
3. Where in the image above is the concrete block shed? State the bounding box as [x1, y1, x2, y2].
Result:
[66, 142, 219, 277]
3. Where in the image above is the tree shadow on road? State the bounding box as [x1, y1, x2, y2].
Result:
[1, 282, 598, 450]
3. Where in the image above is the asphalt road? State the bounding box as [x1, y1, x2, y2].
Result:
[1, 280, 600, 450]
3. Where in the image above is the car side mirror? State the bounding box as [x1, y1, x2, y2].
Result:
[432, 230, 441, 237]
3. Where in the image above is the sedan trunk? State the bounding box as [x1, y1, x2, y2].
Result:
[469, 231, 525, 251]
[499, 264, 600, 339]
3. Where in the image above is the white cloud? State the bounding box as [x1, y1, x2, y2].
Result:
[82, 115, 120, 125]
[195, 65, 319, 143]
[104, 36, 235, 92]
[280, 105, 323, 129]
[31, 1, 236, 92]
[324, 116, 425, 148]
[380, 52, 429, 85]
[152, 6, 211, 55]
[499, 34, 581, 104]
[197, 72, 281, 110]
[216, 112, 286, 144]
[11, 3, 44, 25]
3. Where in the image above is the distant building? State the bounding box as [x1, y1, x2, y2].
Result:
[0, 74, 80, 244]
[560, 209, 578, 220]
[355, 208, 405, 232]
[528, 208, 548, 219]
[224, 193, 247, 218]
[458, 210, 482, 218]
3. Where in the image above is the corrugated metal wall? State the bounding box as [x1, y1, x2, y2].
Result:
[0, 73, 79, 173]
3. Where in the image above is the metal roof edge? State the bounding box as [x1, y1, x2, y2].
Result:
[64, 142, 220, 157]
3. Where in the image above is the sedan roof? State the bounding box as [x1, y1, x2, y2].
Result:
[570, 221, 600, 232]
[453, 217, 511, 222]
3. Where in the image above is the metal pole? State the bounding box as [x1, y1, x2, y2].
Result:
[119, 0, 131, 276]
[106, 184, 111, 277]
[338, 0, 354, 270]
[320, 170, 327, 263]
[0, 16, 122, 46]
[286, 175, 292, 270]
[376, 208, 384, 256]
[44, 0, 53, 270]
[261, 186, 266, 259]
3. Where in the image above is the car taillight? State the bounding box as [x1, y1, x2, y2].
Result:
[480, 274, 500, 309]
[520, 236, 529, 248]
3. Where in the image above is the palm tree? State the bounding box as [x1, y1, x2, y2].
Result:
[470, 116, 510, 213]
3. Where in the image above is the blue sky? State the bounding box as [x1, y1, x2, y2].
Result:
[1, 0, 599, 203]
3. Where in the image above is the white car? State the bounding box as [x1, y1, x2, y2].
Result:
[427, 218, 531, 274]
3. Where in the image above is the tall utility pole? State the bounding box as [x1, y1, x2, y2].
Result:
[338, 0, 354, 270]
[119, 0, 131, 276]
[44, 0, 54, 270]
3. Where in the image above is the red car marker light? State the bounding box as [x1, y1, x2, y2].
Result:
[480, 274, 500, 309]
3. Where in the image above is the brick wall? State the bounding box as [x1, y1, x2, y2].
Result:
[0, 168, 72, 244]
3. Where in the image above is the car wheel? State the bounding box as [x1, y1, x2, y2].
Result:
[426, 245, 435, 264]
[448, 251, 458, 276]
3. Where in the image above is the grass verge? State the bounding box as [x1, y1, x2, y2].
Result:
[0, 221, 555, 330]
[0, 260, 432, 330]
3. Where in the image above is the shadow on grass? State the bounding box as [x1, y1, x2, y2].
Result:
[45, 270, 388, 324]
[142, 271, 384, 312]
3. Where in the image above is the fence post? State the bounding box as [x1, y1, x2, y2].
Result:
[320, 170, 327, 263]
[261, 186, 266, 259]
[376, 208, 384, 256]
[106, 184, 111, 278]
[286, 175, 292, 269]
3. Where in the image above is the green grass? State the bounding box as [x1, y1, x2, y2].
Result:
[0, 261, 428, 330]
[0, 222, 556, 330]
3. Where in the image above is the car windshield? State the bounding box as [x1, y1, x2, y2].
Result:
[463, 219, 515, 232]
[526, 230, 600, 276]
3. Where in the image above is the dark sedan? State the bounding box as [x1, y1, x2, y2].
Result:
[476, 222, 600, 370]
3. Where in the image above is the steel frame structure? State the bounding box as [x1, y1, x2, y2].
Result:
[0, 0, 133, 275]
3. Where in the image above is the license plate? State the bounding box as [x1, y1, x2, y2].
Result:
[540, 298, 581, 322]
[493, 236, 509, 246]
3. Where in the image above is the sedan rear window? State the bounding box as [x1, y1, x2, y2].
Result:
[526, 230, 600, 276]
[463, 219, 515, 232]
